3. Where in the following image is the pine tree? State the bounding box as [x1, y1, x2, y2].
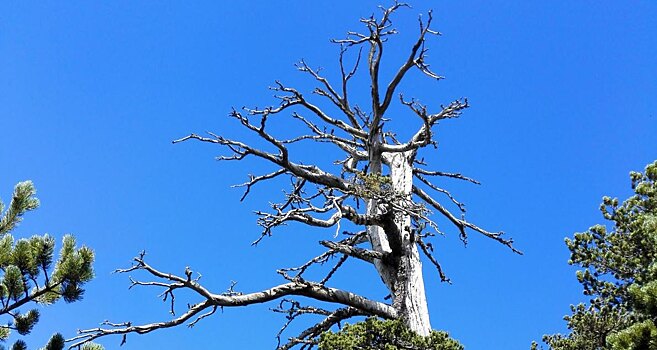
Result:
[536, 161, 657, 349]
[319, 317, 463, 350]
[0, 181, 100, 350]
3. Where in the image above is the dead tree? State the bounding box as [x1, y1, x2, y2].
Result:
[69, 3, 520, 349]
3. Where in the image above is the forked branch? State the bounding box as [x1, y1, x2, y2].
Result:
[68, 253, 396, 348]
[413, 186, 522, 254]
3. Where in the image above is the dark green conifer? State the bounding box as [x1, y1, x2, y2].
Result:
[11, 340, 26, 350]
[319, 317, 463, 350]
[40, 334, 64, 350]
[538, 161, 657, 349]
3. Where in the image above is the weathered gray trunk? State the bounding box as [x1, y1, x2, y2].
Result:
[367, 149, 432, 336]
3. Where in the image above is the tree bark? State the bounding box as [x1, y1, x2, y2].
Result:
[389, 150, 431, 336]
[368, 149, 432, 336]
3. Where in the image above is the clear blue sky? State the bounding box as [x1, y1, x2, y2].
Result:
[1, 1, 656, 349]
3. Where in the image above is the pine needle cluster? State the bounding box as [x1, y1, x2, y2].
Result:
[0, 182, 101, 350]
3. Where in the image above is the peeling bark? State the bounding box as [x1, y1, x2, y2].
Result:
[388, 151, 431, 335]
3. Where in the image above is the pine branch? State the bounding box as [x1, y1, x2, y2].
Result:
[0, 182, 39, 236]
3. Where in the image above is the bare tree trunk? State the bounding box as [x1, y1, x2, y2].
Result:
[388, 151, 431, 336]
[368, 150, 432, 336]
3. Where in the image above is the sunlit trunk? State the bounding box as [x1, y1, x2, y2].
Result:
[367, 148, 432, 336]
[389, 151, 431, 336]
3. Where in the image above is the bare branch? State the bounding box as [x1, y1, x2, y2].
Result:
[69, 253, 397, 348]
[286, 112, 365, 153]
[68, 299, 214, 348]
[413, 186, 522, 254]
[279, 231, 367, 279]
[380, 97, 468, 153]
[278, 307, 366, 350]
[173, 133, 352, 193]
[234, 169, 287, 201]
[379, 11, 439, 116]
[414, 173, 466, 212]
[253, 182, 388, 244]
[188, 305, 218, 328]
[414, 168, 481, 185]
[320, 254, 349, 285]
[320, 240, 386, 264]
[273, 299, 332, 348]
[331, 2, 411, 128]
[416, 239, 450, 283]
[269, 82, 368, 139]
[339, 45, 363, 128]
[297, 59, 361, 129]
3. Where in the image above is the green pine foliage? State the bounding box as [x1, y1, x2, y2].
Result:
[40, 334, 64, 350]
[0, 182, 103, 350]
[538, 161, 657, 349]
[11, 340, 27, 350]
[14, 310, 39, 336]
[353, 172, 394, 198]
[319, 317, 463, 350]
[0, 183, 39, 236]
[80, 344, 104, 350]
